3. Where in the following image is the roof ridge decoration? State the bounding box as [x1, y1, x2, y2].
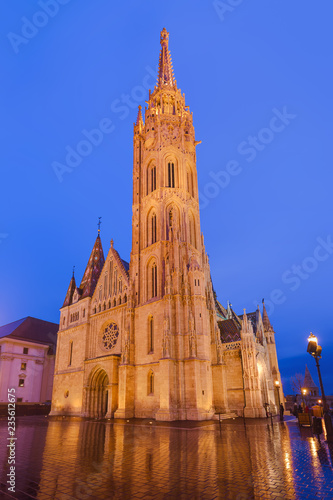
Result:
[157, 28, 177, 89]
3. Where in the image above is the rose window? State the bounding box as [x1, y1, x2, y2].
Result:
[101, 322, 119, 351]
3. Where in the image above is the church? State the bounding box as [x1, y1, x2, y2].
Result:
[50, 29, 283, 421]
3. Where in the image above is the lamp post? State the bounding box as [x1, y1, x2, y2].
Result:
[275, 380, 281, 408]
[302, 388, 307, 409]
[307, 333, 333, 442]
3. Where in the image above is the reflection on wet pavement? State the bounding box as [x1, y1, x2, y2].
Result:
[0, 416, 332, 499]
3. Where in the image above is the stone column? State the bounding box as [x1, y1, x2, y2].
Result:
[114, 365, 135, 419]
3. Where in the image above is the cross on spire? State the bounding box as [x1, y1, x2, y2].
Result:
[97, 217, 102, 235]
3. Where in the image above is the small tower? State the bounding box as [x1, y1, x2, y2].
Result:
[262, 300, 284, 408]
[241, 310, 266, 418]
[303, 365, 319, 397]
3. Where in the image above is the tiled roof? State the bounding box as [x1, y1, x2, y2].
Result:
[80, 235, 105, 299]
[0, 317, 26, 338]
[0, 317, 58, 349]
[215, 299, 228, 319]
[218, 319, 241, 343]
[63, 275, 76, 307]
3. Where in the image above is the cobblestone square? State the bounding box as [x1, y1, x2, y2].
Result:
[0, 416, 333, 499]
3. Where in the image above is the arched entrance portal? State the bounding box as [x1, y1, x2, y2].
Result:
[86, 368, 109, 418]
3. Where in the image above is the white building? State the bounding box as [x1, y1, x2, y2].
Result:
[0, 317, 58, 403]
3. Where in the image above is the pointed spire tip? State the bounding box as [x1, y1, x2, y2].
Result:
[157, 28, 176, 88]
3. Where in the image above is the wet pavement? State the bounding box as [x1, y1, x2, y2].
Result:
[0, 415, 333, 499]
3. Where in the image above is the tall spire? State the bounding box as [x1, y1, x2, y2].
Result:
[80, 233, 105, 299]
[157, 28, 176, 88]
[62, 272, 76, 307]
[262, 299, 274, 331]
[135, 105, 143, 132]
[227, 301, 232, 319]
[303, 365, 318, 389]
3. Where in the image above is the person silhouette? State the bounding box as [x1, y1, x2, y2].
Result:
[279, 403, 284, 421]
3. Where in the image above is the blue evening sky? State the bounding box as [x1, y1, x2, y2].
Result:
[1, 1, 332, 394]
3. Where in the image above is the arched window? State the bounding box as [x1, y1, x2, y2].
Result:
[151, 166, 156, 192]
[152, 264, 157, 298]
[151, 213, 156, 244]
[168, 162, 175, 188]
[114, 269, 117, 294]
[109, 260, 113, 296]
[104, 273, 107, 298]
[63, 317, 66, 325]
[124, 294, 127, 303]
[68, 341, 73, 366]
[83, 309, 85, 318]
[147, 164, 156, 194]
[147, 370, 154, 395]
[169, 209, 173, 228]
[119, 278, 122, 293]
[148, 316, 154, 353]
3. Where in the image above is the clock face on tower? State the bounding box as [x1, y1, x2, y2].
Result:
[101, 322, 119, 352]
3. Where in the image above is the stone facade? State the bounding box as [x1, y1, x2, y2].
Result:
[50, 29, 284, 420]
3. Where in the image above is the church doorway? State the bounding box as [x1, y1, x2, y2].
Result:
[86, 368, 109, 418]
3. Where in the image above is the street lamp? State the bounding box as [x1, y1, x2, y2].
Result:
[275, 380, 281, 408]
[301, 388, 307, 409]
[307, 333, 333, 442]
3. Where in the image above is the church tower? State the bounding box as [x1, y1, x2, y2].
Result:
[115, 29, 219, 420]
[51, 28, 284, 422]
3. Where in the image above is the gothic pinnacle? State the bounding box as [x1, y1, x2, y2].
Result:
[157, 28, 176, 88]
[136, 105, 143, 126]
